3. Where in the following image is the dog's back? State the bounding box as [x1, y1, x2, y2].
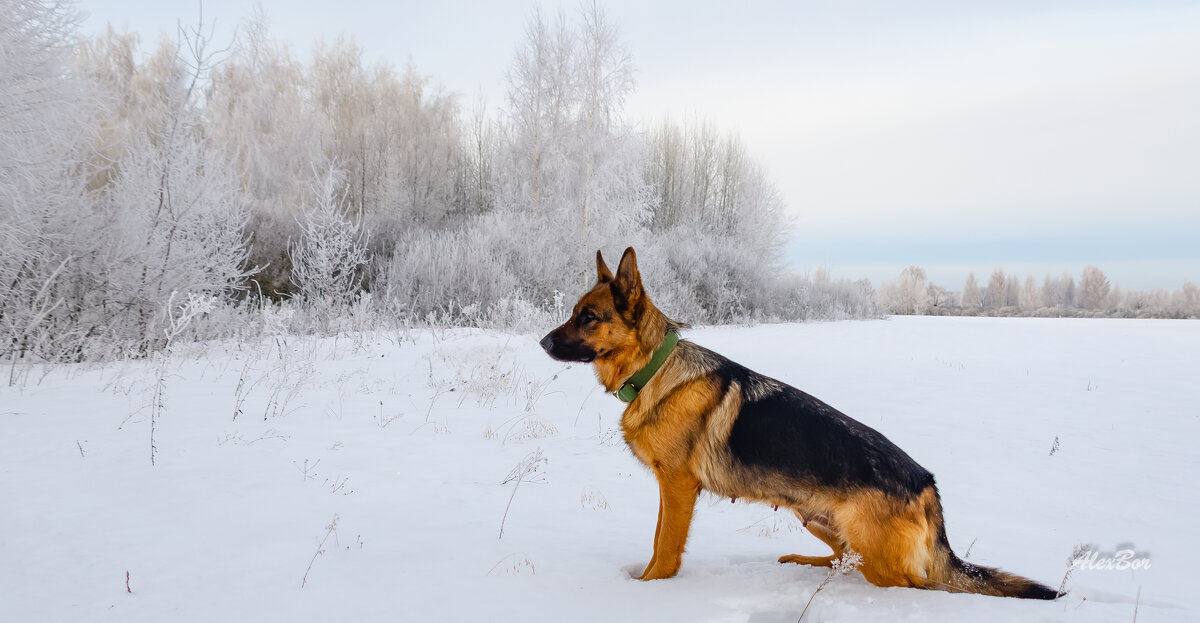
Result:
[715, 347, 936, 498]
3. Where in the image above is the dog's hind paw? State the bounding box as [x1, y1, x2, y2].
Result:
[778, 554, 835, 567]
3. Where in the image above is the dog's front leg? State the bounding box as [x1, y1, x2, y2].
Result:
[639, 488, 665, 577]
[637, 469, 700, 580]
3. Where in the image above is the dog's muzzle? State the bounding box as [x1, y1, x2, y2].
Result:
[539, 329, 596, 363]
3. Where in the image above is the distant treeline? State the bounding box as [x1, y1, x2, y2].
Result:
[879, 265, 1199, 318]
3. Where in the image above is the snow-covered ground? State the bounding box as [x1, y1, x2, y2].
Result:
[2, 316, 1196, 622]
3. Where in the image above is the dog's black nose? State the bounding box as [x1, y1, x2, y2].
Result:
[539, 333, 554, 353]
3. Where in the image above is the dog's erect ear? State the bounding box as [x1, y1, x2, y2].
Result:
[612, 247, 642, 309]
[596, 250, 613, 283]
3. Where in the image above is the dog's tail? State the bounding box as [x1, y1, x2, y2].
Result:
[932, 548, 1060, 599]
[924, 493, 1059, 599]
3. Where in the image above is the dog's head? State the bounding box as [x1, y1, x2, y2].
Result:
[540, 247, 680, 391]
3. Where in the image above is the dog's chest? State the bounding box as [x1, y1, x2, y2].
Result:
[619, 403, 697, 470]
[619, 415, 656, 467]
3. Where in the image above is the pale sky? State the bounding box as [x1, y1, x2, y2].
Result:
[76, 0, 1200, 290]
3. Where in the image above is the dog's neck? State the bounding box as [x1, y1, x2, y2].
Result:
[594, 307, 669, 393]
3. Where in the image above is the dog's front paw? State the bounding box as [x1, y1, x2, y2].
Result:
[620, 562, 646, 579]
[635, 562, 680, 580]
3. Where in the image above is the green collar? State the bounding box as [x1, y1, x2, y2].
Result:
[616, 331, 679, 403]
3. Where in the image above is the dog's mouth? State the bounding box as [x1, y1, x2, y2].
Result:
[545, 349, 595, 364]
[540, 332, 597, 363]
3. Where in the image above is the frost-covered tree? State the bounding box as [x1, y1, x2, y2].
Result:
[289, 166, 369, 332]
[207, 8, 323, 296]
[498, 4, 648, 238]
[1118, 287, 1155, 317]
[646, 118, 737, 233]
[3, 9, 251, 359]
[1080, 265, 1111, 310]
[574, 0, 645, 249]
[1062, 272, 1078, 308]
[962, 272, 982, 311]
[1040, 271, 1078, 310]
[1005, 271, 1020, 309]
[498, 6, 576, 218]
[383, 63, 464, 228]
[1176, 281, 1199, 317]
[96, 27, 251, 351]
[880, 266, 928, 315]
[312, 49, 468, 230]
[0, 0, 93, 362]
[985, 269, 1007, 311]
[487, 3, 655, 303]
[464, 93, 497, 215]
[0, 1, 85, 166]
[308, 36, 373, 217]
[1020, 275, 1039, 312]
[926, 283, 950, 312]
[73, 25, 139, 192]
[642, 117, 789, 319]
[1040, 275, 1057, 310]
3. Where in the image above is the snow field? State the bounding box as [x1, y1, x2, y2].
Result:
[1, 317, 1197, 622]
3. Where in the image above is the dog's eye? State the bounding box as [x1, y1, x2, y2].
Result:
[578, 309, 596, 324]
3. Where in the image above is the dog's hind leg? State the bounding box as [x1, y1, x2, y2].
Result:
[779, 520, 846, 568]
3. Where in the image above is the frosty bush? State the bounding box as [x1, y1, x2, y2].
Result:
[289, 166, 369, 333]
[379, 217, 519, 324]
[100, 130, 250, 351]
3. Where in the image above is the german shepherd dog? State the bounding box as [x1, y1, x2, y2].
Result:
[540, 247, 1058, 599]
